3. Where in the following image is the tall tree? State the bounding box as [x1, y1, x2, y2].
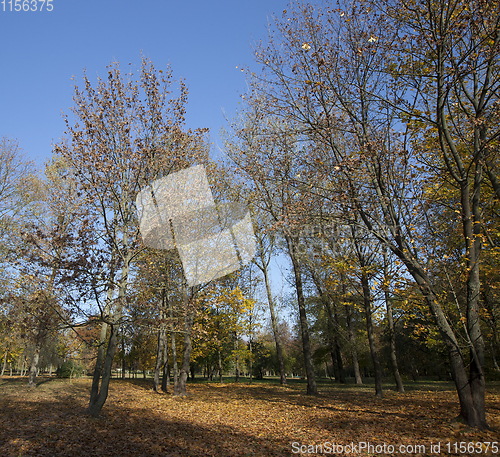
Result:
[55, 56, 206, 416]
[224, 112, 318, 395]
[247, 0, 499, 427]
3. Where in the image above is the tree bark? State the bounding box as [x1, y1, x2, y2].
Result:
[383, 251, 404, 393]
[88, 250, 128, 417]
[361, 271, 383, 398]
[121, 328, 126, 379]
[249, 338, 253, 384]
[168, 284, 179, 393]
[153, 322, 166, 392]
[27, 344, 40, 388]
[286, 235, 317, 395]
[88, 323, 119, 417]
[401, 254, 483, 428]
[385, 289, 404, 393]
[218, 343, 223, 384]
[154, 289, 167, 393]
[1, 346, 8, 377]
[345, 302, 363, 384]
[256, 239, 287, 385]
[234, 335, 240, 382]
[176, 279, 193, 396]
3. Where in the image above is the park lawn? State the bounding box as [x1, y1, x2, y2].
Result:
[0, 377, 499, 456]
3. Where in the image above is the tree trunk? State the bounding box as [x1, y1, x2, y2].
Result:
[1, 347, 8, 376]
[89, 319, 109, 410]
[492, 342, 500, 372]
[234, 335, 240, 382]
[330, 348, 339, 381]
[168, 286, 179, 393]
[401, 254, 484, 427]
[345, 302, 362, 384]
[361, 271, 383, 398]
[322, 293, 345, 384]
[218, 343, 223, 384]
[286, 235, 317, 395]
[121, 328, 126, 380]
[154, 323, 166, 392]
[249, 338, 253, 384]
[383, 250, 404, 393]
[171, 329, 178, 391]
[27, 343, 41, 388]
[154, 290, 167, 393]
[176, 280, 193, 396]
[20, 353, 27, 377]
[385, 289, 404, 393]
[88, 323, 119, 417]
[88, 252, 128, 417]
[258, 251, 287, 385]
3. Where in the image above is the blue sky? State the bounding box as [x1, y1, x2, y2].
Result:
[1, 0, 294, 316]
[0, 0, 290, 166]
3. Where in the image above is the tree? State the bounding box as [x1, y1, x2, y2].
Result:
[55, 55, 207, 416]
[385, 0, 500, 428]
[224, 111, 318, 395]
[246, 0, 499, 427]
[253, 225, 287, 384]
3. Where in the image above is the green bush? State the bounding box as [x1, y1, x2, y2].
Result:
[56, 361, 84, 378]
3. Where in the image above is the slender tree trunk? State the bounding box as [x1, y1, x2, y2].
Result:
[88, 251, 128, 417]
[234, 335, 240, 382]
[333, 303, 345, 383]
[383, 250, 404, 393]
[249, 338, 253, 384]
[20, 354, 27, 377]
[1, 347, 8, 376]
[162, 350, 170, 391]
[401, 254, 484, 427]
[176, 279, 193, 396]
[323, 295, 345, 384]
[121, 328, 126, 380]
[286, 235, 317, 395]
[461, 162, 486, 428]
[345, 302, 362, 384]
[258, 252, 287, 385]
[89, 314, 110, 409]
[154, 324, 166, 392]
[171, 329, 178, 391]
[361, 271, 383, 398]
[154, 290, 167, 393]
[491, 342, 500, 372]
[218, 343, 223, 384]
[385, 289, 404, 393]
[88, 323, 119, 417]
[168, 284, 179, 393]
[330, 348, 339, 381]
[27, 343, 41, 388]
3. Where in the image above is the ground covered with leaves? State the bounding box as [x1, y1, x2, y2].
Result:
[1, 377, 499, 456]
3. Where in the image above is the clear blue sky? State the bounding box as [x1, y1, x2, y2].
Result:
[0, 0, 294, 316]
[0, 0, 290, 166]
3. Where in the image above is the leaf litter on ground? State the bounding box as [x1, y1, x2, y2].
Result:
[0, 377, 499, 456]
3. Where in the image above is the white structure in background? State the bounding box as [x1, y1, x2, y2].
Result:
[136, 165, 256, 286]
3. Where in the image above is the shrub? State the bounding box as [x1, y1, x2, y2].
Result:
[56, 361, 84, 378]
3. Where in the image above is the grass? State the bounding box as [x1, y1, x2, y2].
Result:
[1, 376, 499, 456]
